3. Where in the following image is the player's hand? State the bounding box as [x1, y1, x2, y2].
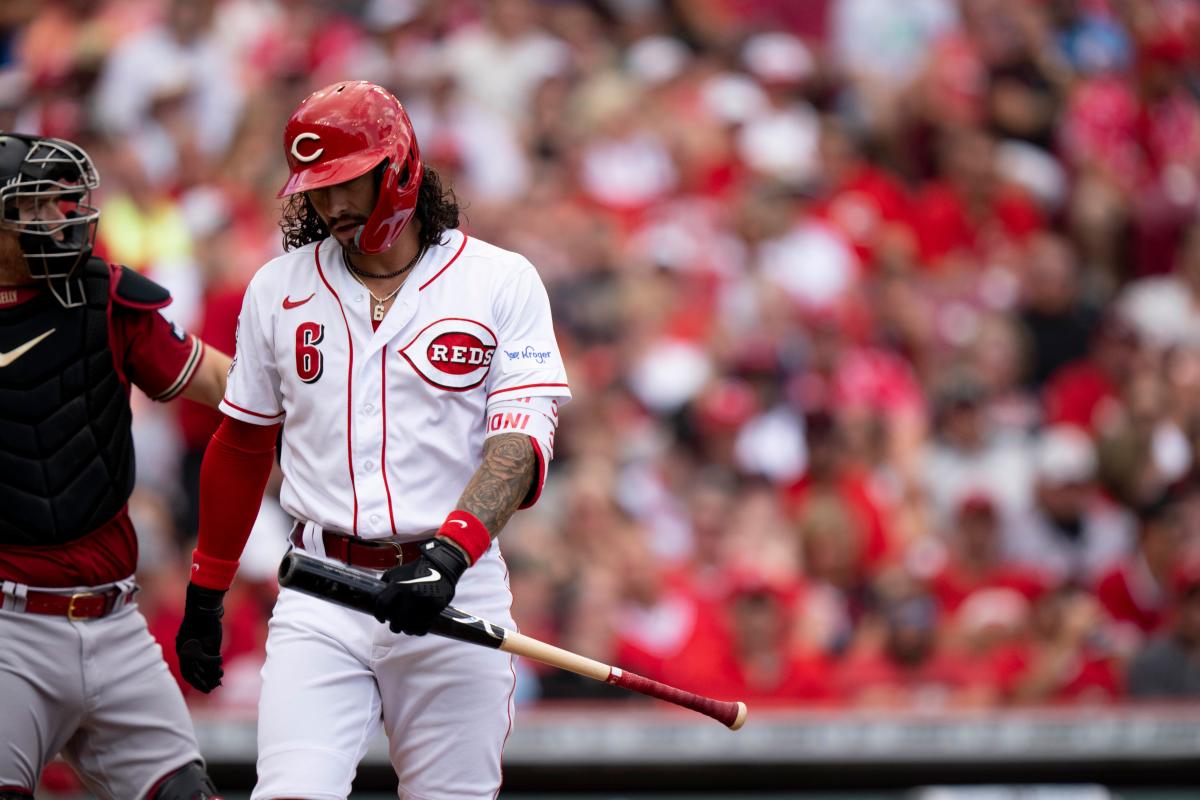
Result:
[373, 539, 469, 635]
[176, 583, 226, 693]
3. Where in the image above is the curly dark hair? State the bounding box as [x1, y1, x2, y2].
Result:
[279, 165, 460, 252]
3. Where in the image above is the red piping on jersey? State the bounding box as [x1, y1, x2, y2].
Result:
[486, 382, 569, 399]
[493, 653, 517, 800]
[493, 551, 517, 800]
[518, 434, 546, 509]
[381, 348, 397, 535]
[315, 243, 359, 536]
[418, 234, 469, 291]
[222, 397, 284, 421]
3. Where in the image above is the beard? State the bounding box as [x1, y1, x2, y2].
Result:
[0, 232, 34, 285]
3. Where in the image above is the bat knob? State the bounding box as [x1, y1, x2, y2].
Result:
[728, 701, 748, 731]
[278, 552, 299, 585]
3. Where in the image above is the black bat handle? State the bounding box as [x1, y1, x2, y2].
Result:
[278, 550, 384, 612]
[277, 551, 508, 650]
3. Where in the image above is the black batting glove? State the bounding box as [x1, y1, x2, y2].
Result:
[373, 539, 469, 635]
[176, 583, 226, 693]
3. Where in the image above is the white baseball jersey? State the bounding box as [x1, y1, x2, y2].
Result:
[224, 229, 570, 799]
[221, 228, 571, 539]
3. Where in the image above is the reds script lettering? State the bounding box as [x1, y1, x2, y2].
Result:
[428, 336, 494, 372]
[429, 342, 494, 367]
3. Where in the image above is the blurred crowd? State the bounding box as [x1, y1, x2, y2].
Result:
[5, 0, 1200, 716]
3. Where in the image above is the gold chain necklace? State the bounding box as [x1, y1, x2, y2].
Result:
[345, 245, 426, 322]
[348, 270, 404, 321]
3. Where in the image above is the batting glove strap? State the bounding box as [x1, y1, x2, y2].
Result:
[373, 540, 469, 636]
[437, 510, 491, 564]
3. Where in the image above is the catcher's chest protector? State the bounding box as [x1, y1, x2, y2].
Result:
[0, 259, 134, 545]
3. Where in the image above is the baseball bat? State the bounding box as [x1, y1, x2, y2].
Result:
[277, 551, 748, 730]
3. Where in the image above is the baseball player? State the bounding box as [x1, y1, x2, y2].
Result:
[176, 81, 570, 799]
[0, 132, 229, 799]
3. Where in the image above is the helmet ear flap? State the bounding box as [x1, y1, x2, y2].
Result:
[358, 148, 423, 255]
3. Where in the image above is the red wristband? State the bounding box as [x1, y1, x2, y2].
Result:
[438, 510, 491, 565]
[190, 548, 240, 591]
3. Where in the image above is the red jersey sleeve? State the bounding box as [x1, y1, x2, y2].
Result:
[110, 307, 205, 401]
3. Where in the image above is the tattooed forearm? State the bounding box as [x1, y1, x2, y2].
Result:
[454, 433, 536, 536]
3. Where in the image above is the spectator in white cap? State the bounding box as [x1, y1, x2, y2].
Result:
[1002, 426, 1135, 587]
[736, 31, 820, 187]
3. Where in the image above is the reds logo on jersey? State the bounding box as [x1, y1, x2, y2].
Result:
[399, 317, 497, 391]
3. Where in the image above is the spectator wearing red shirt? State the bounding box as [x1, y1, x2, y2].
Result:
[1128, 32, 1200, 280]
[1095, 496, 1186, 636]
[910, 128, 1044, 270]
[927, 492, 1052, 614]
[812, 116, 914, 271]
[669, 571, 835, 705]
[836, 590, 997, 709]
[783, 409, 891, 578]
[1042, 312, 1139, 433]
[607, 524, 723, 686]
[796, 301, 929, 484]
[992, 587, 1123, 705]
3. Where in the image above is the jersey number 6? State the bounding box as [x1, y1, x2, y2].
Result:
[295, 322, 325, 384]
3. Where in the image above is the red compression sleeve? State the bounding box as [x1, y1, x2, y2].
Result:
[190, 416, 281, 590]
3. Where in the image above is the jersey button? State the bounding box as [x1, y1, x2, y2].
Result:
[362, 460, 375, 472]
[370, 514, 382, 525]
[363, 403, 375, 415]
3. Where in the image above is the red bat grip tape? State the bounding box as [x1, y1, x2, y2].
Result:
[606, 667, 742, 728]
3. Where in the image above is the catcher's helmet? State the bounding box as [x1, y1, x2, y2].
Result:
[0, 133, 100, 307]
[278, 81, 423, 255]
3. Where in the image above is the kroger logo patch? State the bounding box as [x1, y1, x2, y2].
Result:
[500, 341, 559, 370]
[504, 345, 554, 365]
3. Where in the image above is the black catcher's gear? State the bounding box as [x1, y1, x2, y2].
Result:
[0, 132, 100, 307]
[0, 261, 172, 545]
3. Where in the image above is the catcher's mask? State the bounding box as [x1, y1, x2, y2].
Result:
[278, 80, 423, 255]
[0, 133, 100, 308]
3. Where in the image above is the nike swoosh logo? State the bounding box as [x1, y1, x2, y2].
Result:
[0, 328, 55, 368]
[394, 568, 441, 585]
[447, 520, 468, 529]
[282, 293, 316, 310]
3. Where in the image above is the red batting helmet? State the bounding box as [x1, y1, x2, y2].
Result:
[278, 81, 423, 254]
